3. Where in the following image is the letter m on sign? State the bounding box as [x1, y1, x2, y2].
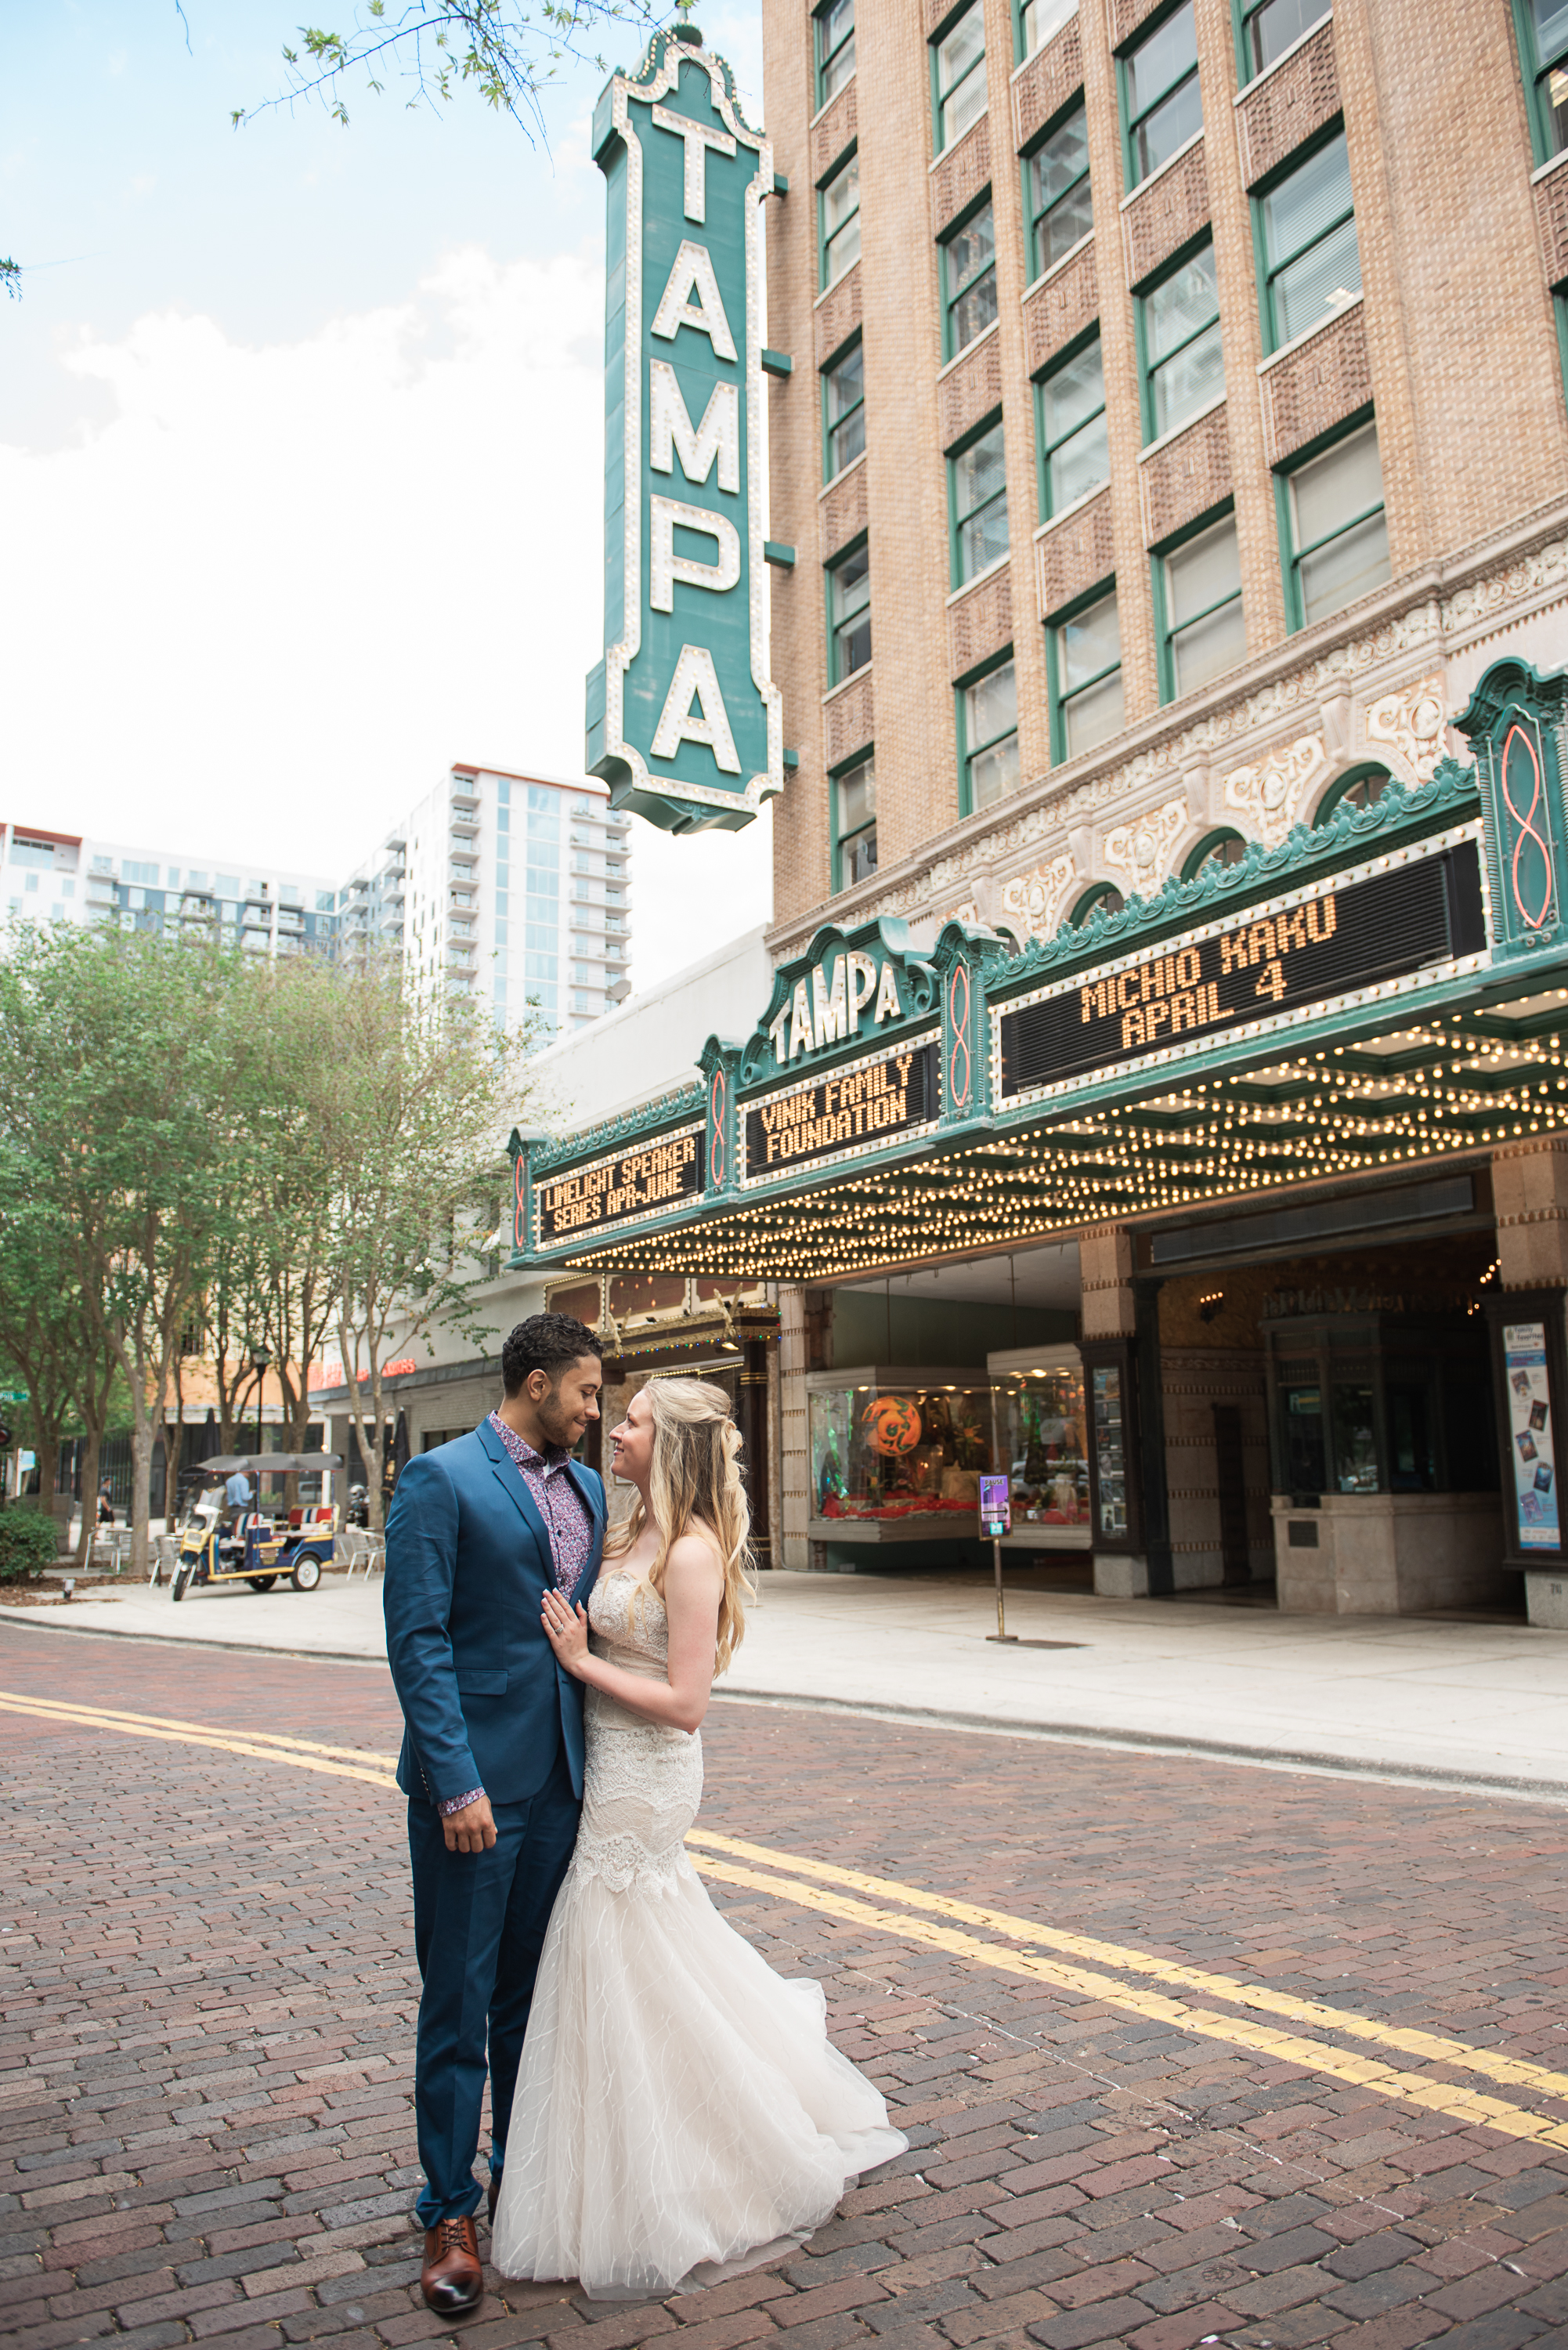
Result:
[586, 30, 783, 837]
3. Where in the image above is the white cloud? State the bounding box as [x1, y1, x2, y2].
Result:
[0, 246, 601, 871]
[0, 240, 775, 990]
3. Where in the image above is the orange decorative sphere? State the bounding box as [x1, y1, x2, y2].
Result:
[862, 1396, 922, 1456]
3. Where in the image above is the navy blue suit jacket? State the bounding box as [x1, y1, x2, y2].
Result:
[383, 1417, 606, 1806]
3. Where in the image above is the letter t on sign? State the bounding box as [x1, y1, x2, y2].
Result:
[652, 105, 737, 222]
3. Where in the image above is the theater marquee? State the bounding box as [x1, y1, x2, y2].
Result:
[584, 27, 782, 834]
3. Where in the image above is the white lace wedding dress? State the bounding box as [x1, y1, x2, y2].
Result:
[490, 1568, 907, 2301]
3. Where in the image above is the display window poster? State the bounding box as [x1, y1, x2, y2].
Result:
[1504, 1323, 1560, 1550]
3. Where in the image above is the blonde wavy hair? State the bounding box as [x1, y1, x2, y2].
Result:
[604, 1377, 755, 1675]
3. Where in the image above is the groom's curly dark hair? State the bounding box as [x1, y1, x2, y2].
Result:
[501, 1311, 603, 1397]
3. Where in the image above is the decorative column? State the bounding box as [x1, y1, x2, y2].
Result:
[739, 1336, 771, 1571]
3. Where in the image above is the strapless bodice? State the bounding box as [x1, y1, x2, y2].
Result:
[588, 1567, 669, 1681]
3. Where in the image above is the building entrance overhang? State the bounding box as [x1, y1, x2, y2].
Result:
[508, 662, 1568, 1285]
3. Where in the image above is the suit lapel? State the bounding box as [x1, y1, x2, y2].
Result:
[565, 1459, 606, 1603]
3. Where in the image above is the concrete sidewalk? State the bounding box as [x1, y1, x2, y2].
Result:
[7, 1565, 1568, 1795]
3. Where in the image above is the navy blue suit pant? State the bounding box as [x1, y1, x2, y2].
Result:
[407, 1742, 580, 2228]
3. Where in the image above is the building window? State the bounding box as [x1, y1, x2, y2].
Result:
[1140, 239, 1223, 441]
[1122, 0, 1201, 190]
[941, 200, 999, 358]
[1026, 103, 1093, 280]
[816, 0, 855, 107]
[1314, 764, 1393, 824]
[829, 539, 872, 680]
[949, 417, 1010, 584]
[1018, 0, 1078, 61]
[1158, 512, 1245, 699]
[1050, 586, 1123, 758]
[1280, 418, 1389, 627]
[1070, 882, 1125, 924]
[833, 755, 878, 886]
[820, 150, 860, 289]
[959, 659, 1021, 812]
[1038, 331, 1107, 517]
[934, 1, 988, 153]
[1183, 828, 1247, 879]
[1259, 130, 1360, 352]
[1238, 0, 1327, 82]
[823, 339, 865, 479]
[1516, 0, 1568, 162]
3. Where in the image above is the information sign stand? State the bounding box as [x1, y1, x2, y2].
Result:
[980, 1475, 1015, 1643]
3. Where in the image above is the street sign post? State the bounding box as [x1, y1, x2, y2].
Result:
[586, 25, 783, 833]
[0, 1387, 30, 1405]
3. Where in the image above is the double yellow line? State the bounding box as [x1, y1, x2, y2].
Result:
[8, 1686, 1568, 2150]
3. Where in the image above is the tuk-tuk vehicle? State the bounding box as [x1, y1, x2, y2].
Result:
[170, 1452, 342, 1602]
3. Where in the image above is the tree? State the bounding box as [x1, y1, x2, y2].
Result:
[233, 0, 656, 139]
[304, 956, 533, 1530]
[0, 925, 258, 1577]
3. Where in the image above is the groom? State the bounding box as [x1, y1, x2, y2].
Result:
[384, 1311, 606, 2314]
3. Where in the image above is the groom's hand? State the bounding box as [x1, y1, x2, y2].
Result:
[443, 1794, 497, 1853]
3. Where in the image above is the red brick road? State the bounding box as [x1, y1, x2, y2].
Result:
[6, 1620, 1568, 2350]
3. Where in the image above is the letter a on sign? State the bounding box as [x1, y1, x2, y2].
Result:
[586, 29, 783, 835]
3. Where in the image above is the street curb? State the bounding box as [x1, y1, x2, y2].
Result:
[4, 1607, 1567, 1805]
[711, 1685, 1568, 1803]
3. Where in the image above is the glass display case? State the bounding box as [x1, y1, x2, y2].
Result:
[986, 1347, 1092, 1547]
[807, 1367, 991, 1542]
[1262, 1310, 1497, 1502]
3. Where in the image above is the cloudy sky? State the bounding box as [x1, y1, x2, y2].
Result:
[0, 0, 773, 989]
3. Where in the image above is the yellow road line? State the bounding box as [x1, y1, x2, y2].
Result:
[695, 1853, 1568, 2149]
[9, 1686, 1566, 2146]
[0, 1694, 399, 1791]
[689, 1828, 1568, 2110]
[0, 1690, 399, 1768]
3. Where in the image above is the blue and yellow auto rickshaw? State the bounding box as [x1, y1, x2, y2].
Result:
[170, 1452, 342, 1601]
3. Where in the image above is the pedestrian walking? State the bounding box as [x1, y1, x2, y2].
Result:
[383, 1312, 607, 2315]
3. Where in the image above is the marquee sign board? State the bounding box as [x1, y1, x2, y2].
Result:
[533, 1123, 706, 1246]
[997, 833, 1487, 1108]
[585, 29, 782, 834]
[741, 1039, 940, 1184]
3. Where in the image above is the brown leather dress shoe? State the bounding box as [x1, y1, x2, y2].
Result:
[421, 2214, 483, 2314]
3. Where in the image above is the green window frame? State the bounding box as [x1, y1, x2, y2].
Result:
[833, 752, 878, 887]
[1276, 415, 1389, 631]
[1138, 237, 1223, 443]
[1120, 0, 1201, 191]
[819, 148, 861, 291]
[815, 0, 856, 109]
[1017, 0, 1078, 63]
[941, 197, 999, 360]
[1153, 508, 1245, 701]
[1047, 583, 1123, 761]
[1313, 764, 1392, 826]
[827, 536, 872, 683]
[957, 654, 1021, 814]
[1069, 881, 1125, 924]
[1255, 128, 1361, 354]
[1036, 329, 1107, 519]
[822, 337, 865, 481]
[1512, 0, 1568, 164]
[1024, 102, 1092, 282]
[933, 0, 988, 154]
[948, 414, 1010, 586]
[1182, 828, 1246, 880]
[1234, 0, 1328, 84]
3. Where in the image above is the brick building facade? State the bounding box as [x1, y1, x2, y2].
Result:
[761, 0, 1568, 951]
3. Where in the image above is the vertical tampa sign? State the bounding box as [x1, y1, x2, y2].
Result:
[585, 28, 783, 834]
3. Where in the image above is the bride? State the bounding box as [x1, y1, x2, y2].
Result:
[490, 1376, 906, 2301]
